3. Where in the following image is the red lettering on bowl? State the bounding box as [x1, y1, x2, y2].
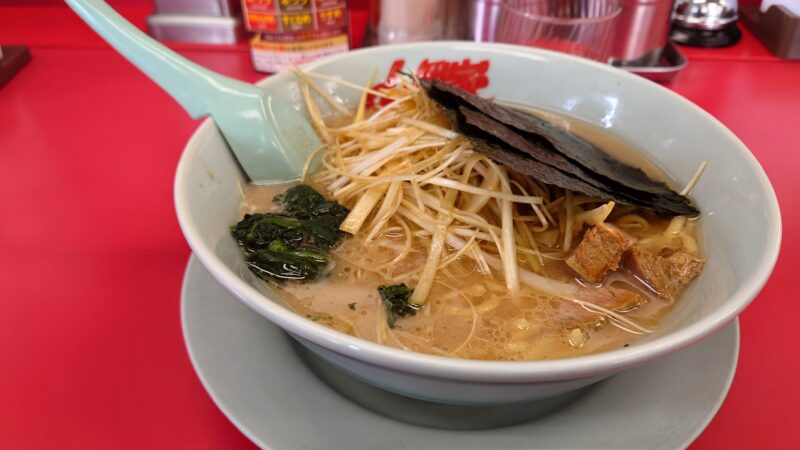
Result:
[368, 58, 490, 107]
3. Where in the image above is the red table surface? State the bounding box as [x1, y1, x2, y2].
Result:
[1, 3, 798, 449]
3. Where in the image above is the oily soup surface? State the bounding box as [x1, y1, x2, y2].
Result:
[237, 109, 702, 361]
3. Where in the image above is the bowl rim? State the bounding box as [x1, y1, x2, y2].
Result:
[174, 41, 781, 383]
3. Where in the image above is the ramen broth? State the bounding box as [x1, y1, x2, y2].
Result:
[238, 110, 703, 361]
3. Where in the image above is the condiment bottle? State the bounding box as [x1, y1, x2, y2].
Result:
[242, 0, 351, 73]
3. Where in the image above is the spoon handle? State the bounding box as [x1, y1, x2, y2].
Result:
[65, 0, 256, 119]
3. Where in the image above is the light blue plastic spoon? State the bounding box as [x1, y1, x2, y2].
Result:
[65, 0, 320, 183]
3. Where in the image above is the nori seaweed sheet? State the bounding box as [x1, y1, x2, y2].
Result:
[421, 79, 698, 216]
[459, 106, 688, 214]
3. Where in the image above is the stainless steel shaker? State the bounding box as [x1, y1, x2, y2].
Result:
[465, 0, 504, 42]
[368, 0, 446, 45]
[610, 0, 675, 65]
[367, 0, 502, 44]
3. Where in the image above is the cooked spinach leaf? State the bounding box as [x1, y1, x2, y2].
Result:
[231, 185, 349, 283]
[274, 184, 349, 221]
[378, 283, 420, 328]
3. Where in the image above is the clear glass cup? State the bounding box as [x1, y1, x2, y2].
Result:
[497, 0, 622, 62]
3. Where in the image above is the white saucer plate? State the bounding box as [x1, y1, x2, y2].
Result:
[181, 256, 739, 450]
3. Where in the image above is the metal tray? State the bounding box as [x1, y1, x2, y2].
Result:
[612, 42, 688, 83]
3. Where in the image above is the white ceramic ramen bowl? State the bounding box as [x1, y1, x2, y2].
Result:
[174, 42, 780, 406]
